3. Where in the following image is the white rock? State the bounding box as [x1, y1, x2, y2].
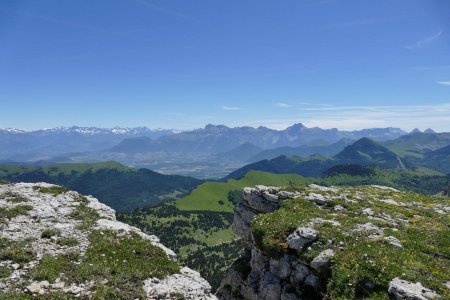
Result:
[355, 222, 384, 238]
[287, 227, 318, 251]
[370, 185, 399, 192]
[143, 267, 216, 299]
[27, 282, 43, 294]
[363, 208, 374, 216]
[388, 278, 439, 299]
[277, 191, 301, 200]
[308, 184, 338, 192]
[380, 198, 400, 206]
[334, 205, 346, 211]
[311, 249, 335, 270]
[385, 236, 403, 248]
[305, 193, 327, 205]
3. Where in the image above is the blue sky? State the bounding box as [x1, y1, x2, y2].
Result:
[1, 0, 449, 131]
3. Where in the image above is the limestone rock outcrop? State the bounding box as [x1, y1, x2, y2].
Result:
[216, 185, 445, 300]
[0, 182, 216, 299]
[217, 185, 316, 300]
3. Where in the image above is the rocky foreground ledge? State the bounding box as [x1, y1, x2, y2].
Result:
[217, 184, 450, 300]
[0, 182, 216, 299]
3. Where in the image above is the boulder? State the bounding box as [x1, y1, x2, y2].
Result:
[287, 227, 318, 251]
[311, 249, 335, 271]
[144, 267, 216, 300]
[269, 256, 292, 279]
[388, 278, 439, 300]
[290, 262, 310, 285]
[305, 193, 327, 205]
[385, 236, 403, 248]
[259, 272, 281, 300]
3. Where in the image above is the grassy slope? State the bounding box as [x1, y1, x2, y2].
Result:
[175, 171, 314, 212]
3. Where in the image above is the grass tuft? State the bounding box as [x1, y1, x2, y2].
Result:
[0, 266, 11, 278]
[0, 238, 33, 264]
[70, 203, 101, 230]
[0, 205, 33, 220]
[34, 186, 68, 196]
[41, 228, 62, 239]
[57, 237, 80, 247]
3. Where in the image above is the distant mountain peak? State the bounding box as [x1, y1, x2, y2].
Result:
[424, 128, 436, 134]
[352, 137, 377, 145]
[285, 123, 306, 131]
[411, 128, 421, 134]
[0, 128, 25, 134]
[334, 138, 401, 169]
[204, 124, 230, 131]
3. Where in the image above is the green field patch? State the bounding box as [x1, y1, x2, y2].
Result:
[175, 171, 313, 212]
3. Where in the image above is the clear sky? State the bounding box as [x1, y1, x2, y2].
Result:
[1, 0, 449, 131]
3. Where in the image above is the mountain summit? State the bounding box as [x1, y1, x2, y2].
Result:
[335, 137, 403, 168]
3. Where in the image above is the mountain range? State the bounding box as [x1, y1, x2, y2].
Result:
[0, 126, 176, 161]
[224, 137, 444, 180]
[1, 123, 406, 159]
[4, 124, 450, 179]
[385, 131, 450, 157]
[107, 123, 406, 155]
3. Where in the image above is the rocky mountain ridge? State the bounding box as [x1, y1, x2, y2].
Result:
[0, 123, 406, 161]
[0, 182, 215, 299]
[110, 123, 406, 155]
[217, 185, 449, 299]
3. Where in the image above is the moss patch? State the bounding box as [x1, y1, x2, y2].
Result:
[70, 203, 100, 230]
[0, 266, 11, 278]
[0, 291, 76, 299]
[41, 228, 62, 239]
[28, 252, 78, 283]
[0, 205, 32, 220]
[0, 238, 33, 265]
[57, 237, 79, 247]
[1, 192, 29, 203]
[34, 186, 68, 196]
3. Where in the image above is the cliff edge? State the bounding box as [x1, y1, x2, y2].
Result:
[217, 184, 449, 299]
[0, 182, 216, 299]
